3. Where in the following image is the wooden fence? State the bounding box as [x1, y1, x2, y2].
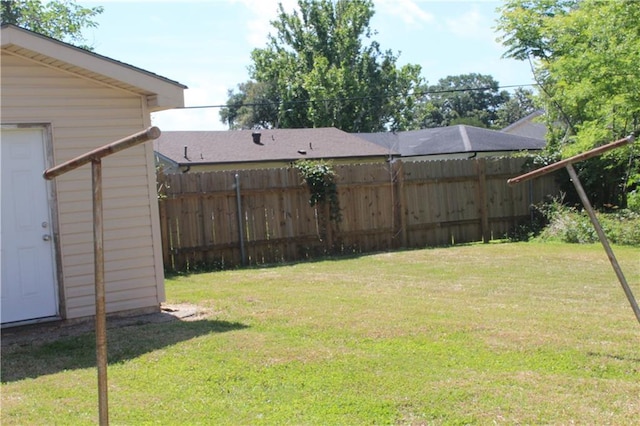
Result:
[158, 157, 559, 271]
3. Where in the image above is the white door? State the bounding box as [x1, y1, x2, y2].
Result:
[1, 127, 58, 324]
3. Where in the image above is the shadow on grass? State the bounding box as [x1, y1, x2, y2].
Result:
[165, 241, 504, 277]
[164, 247, 437, 277]
[1, 318, 248, 383]
[587, 351, 640, 363]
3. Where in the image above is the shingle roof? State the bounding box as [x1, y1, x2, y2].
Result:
[501, 110, 547, 140]
[154, 127, 395, 166]
[355, 125, 546, 157]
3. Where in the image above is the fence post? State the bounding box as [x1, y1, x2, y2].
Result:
[476, 158, 490, 243]
[394, 161, 408, 248]
[158, 200, 170, 268]
[323, 202, 334, 250]
[235, 173, 247, 266]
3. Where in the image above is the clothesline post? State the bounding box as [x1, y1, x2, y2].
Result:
[44, 127, 161, 425]
[508, 133, 640, 325]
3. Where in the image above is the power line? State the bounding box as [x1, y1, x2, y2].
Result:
[176, 83, 538, 110]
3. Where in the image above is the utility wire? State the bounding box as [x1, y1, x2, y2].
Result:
[176, 83, 538, 110]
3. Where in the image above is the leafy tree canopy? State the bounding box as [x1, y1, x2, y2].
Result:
[220, 0, 423, 132]
[0, 0, 103, 49]
[497, 0, 640, 207]
[495, 87, 536, 129]
[416, 73, 514, 129]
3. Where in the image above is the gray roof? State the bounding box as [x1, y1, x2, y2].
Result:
[355, 125, 546, 157]
[501, 110, 547, 140]
[154, 127, 395, 166]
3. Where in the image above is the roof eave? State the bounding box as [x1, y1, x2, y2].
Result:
[169, 154, 392, 167]
[1, 24, 186, 111]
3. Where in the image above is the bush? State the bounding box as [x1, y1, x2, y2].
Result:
[627, 189, 640, 213]
[535, 200, 640, 246]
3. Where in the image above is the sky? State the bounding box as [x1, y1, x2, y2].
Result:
[80, 0, 536, 131]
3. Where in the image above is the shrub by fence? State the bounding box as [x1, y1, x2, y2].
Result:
[158, 157, 559, 271]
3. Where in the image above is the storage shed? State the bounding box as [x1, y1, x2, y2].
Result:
[1, 24, 186, 326]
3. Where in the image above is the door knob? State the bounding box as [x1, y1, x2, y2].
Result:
[43, 234, 51, 241]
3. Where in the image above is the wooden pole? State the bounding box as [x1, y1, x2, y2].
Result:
[565, 164, 640, 324]
[44, 127, 161, 180]
[92, 159, 109, 425]
[507, 132, 639, 325]
[507, 134, 635, 186]
[43, 127, 161, 425]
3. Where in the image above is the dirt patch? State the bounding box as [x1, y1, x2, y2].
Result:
[1, 303, 210, 348]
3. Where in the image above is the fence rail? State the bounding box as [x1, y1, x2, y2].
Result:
[158, 157, 559, 271]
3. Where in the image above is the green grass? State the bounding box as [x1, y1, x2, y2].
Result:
[2, 242, 640, 424]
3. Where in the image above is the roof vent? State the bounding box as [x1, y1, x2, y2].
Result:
[252, 131, 263, 145]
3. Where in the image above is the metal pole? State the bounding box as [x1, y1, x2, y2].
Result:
[565, 164, 640, 324]
[92, 159, 109, 425]
[235, 173, 247, 266]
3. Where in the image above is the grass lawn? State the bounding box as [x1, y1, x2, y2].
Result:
[2, 242, 639, 424]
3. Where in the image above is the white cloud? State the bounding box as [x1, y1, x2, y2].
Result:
[445, 7, 488, 38]
[231, 0, 299, 47]
[376, 0, 434, 26]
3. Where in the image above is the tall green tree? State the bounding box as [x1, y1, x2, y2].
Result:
[497, 0, 640, 208]
[417, 73, 511, 129]
[0, 0, 103, 49]
[220, 0, 423, 132]
[219, 81, 280, 130]
[495, 87, 536, 128]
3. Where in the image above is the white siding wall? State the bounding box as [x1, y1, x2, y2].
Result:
[1, 52, 165, 319]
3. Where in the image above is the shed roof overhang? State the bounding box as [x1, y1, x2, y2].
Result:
[0, 24, 186, 112]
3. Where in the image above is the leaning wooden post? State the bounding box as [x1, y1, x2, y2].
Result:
[508, 134, 640, 325]
[44, 126, 162, 426]
[565, 163, 640, 324]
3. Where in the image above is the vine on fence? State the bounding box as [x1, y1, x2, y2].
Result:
[294, 159, 342, 223]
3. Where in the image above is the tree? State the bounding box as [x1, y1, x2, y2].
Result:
[0, 0, 103, 49]
[497, 0, 640, 208]
[495, 87, 536, 128]
[220, 0, 423, 132]
[416, 73, 511, 129]
[219, 81, 280, 130]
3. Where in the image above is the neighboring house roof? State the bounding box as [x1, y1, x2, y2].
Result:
[356, 125, 546, 157]
[154, 127, 396, 167]
[501, 110, 547, 140]
[0, 24, 186, 111]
